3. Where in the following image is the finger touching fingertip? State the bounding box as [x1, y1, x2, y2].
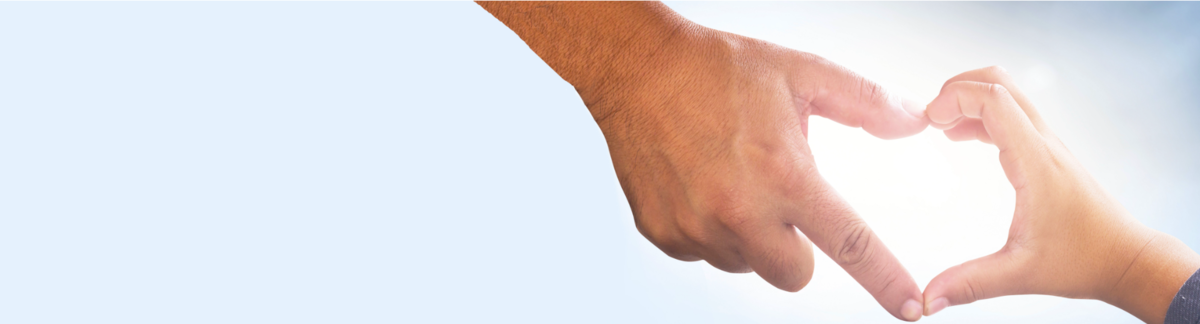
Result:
[902, 97, 927, 119]
[925, 297, 949, 316]
[930, 118, 961, 130]
[925, 98, 964, 126]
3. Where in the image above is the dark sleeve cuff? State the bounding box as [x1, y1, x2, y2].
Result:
[1166, 267, 1200, 324]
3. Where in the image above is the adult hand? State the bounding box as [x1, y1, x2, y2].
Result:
[479, 2, 929, 320]
[921, 66, 1200, 323]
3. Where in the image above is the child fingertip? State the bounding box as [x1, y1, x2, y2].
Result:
[925, 297, 950, 316]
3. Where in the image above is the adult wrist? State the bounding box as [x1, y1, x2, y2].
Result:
[568, 5, 702, 113]
[477, 2, 696, 104]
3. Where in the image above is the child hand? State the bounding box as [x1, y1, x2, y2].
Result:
[920, 66, 1200, 323]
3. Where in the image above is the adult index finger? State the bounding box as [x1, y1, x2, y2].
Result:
[784, 176, 924, 322]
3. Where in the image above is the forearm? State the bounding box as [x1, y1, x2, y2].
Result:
[475, 1, 695, 101]
[1106, 231, 1200, 323]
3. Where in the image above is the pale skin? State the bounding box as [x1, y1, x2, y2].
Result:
[478, 1, 929, 321]
[922, 66, 1200, 324]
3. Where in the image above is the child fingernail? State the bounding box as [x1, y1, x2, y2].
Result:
[902, 97, 926, 118]
[926, 297, 949, 316]
[901, 299, 922, 321]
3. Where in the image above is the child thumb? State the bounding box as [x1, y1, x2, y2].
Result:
[922, 250, 1028, 316]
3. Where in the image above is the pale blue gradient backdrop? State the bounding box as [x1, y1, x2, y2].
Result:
[1, 2, 1197, 323]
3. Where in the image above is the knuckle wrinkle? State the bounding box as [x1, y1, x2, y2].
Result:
[833, 220, 874, 267]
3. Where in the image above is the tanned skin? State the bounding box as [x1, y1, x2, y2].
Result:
[479, 2, 929, 321]
[478, 2, 1200, 323]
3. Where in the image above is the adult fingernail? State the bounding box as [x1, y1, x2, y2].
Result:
[902, 98, 926, 118]
[901, 299, 922, 321]
[925, 297, 949, 316]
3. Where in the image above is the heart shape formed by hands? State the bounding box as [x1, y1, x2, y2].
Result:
[480, 3, 1200, 322]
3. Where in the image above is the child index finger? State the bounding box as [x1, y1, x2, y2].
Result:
[928, 81, 1050, 188]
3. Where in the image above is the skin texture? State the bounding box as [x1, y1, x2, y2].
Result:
[477, 2, 930, 321]
[921, 66, 1200, 324]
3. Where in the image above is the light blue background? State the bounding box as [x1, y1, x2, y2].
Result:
[1, 2, 1198, 323]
